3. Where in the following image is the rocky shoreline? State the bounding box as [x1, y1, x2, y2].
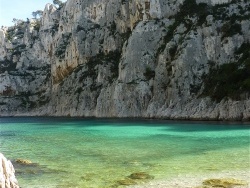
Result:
[0, 153, 249, 188]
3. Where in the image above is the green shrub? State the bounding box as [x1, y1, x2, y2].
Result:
[169, 45, 177, 60]
[202, 43, 250, 101]
[156, 0, 211, 56]
[5, 29, 15, 41]
[221, 22, 242, 39]
[33, 20, 41, 31]
[55, 33, 72, 59]
[0, 59, 16, 73]
[144, 66, 155, 80]
[77, 50, 121, 86]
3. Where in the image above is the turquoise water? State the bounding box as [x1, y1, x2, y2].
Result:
[0, 118, 249, 188]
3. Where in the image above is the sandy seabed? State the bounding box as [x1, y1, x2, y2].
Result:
[128, 170, 250, 188]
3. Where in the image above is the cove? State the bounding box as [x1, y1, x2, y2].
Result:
[0, 118, 249, 188]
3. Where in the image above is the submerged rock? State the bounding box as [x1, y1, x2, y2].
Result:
[15, 159, 32, 165]
[128, 172, 154, 180]
[117, 179, 137, 185]
[116, 172, 153, 186]
[202, 178, 248, 188]
[0, 153, 19, 188]
[80, 173, 96, 181]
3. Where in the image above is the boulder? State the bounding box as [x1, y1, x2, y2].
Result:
[15, 159, 32, 165]
[203, 178, 248, 188]
[117, 179, 137, 185]
[0, 153, 19, 188]
[128, 172, 154, 180]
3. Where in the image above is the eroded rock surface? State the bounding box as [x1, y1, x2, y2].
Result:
[0, 153, 19, 188]
[0, 0, 249, 120]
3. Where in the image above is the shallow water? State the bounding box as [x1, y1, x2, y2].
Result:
[0, 118, 249, 188]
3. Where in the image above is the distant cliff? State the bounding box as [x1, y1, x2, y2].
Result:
[0, 0, 249, 120]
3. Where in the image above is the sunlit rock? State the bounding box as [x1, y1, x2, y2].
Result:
[0, 153, 19, 188]
[0, 0, 249, 120]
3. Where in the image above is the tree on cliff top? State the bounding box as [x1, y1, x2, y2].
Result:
[53, 0, 64, 8]
[12, 18, 24, 26]
[32, 10, 43, 19]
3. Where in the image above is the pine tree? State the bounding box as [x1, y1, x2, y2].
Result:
[53, 0, 63, 8]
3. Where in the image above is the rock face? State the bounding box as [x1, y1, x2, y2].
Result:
[0, 0, 250, 120]
[0, 153, 19, 188]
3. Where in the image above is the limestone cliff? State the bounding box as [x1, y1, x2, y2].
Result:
[0, 0, 249, 120]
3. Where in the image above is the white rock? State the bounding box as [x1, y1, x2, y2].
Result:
[0, 153, 19, 188]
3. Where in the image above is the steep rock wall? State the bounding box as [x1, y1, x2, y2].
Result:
[0, 0, 249, 120]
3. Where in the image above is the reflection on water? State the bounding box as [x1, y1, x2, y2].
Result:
[0, 118, 249, 188]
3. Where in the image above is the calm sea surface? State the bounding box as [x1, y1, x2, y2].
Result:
[0, 118, 249, 188]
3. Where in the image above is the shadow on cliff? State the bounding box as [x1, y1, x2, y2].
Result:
[0, 117, 249, 132]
